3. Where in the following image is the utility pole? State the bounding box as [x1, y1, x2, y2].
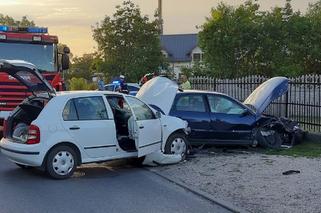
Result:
[158, 0, 163, 34]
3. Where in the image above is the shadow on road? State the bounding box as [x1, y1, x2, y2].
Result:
[1, 158, 138, 180]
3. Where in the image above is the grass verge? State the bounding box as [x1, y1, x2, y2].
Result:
[265, 141, 321, 158]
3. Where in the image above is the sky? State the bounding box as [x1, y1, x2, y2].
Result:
[0, 0, 318, 56]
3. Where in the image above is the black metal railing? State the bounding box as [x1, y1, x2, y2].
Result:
[190, 75, 321, 132]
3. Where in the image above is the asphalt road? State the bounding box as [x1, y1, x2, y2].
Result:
[0, 153, 231, 213]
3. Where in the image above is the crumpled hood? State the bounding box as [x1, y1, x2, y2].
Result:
[243, 77, 288, 115]
[136, 77, 178, 115]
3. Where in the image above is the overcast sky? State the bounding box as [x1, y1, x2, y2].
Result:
[0, 0, 318, 56]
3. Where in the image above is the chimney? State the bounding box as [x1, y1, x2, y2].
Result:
[158, 0, 163, 34]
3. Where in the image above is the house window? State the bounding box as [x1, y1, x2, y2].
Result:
[193, 53, 202, 62]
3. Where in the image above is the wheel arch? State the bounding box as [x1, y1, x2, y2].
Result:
[162, 128, 188, 151]
[42, 142, 82, 168]
[164, 129, 189, 158]
[169, 129, 186, 136]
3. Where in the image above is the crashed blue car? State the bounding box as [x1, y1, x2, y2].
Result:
[137, 77, 303, 153]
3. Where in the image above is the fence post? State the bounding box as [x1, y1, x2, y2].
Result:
[285, 90, 289, 118]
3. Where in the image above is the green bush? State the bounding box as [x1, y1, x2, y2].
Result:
[68, 77, 93, 90]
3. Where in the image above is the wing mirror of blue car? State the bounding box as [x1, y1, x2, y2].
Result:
[155, 111, 162, 119]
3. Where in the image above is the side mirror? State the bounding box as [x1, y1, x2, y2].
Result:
[61, 54, 70, 70]
[155, 111, 162, 119]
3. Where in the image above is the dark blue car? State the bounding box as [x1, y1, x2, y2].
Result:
[137, 77, 303, 155]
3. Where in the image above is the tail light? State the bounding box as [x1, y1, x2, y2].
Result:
[2, 119, 7, 138]
[26, 124, 40, 144]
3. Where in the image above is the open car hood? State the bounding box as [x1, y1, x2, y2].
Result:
[243, 77, 288, 115]
[0, 59, 55, 94]
[136, 77, 178, 115]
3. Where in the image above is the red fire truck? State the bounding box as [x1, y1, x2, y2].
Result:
[0, 25, 70, 130]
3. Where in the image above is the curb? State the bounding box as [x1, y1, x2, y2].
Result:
[147, 168, 249, 213]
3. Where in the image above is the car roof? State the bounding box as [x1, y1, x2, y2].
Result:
[179, 90, 228, 96]
[105, 83, 140, 87]
[55, 90, 124, 98]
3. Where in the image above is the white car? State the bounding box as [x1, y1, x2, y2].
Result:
[0, 60, 189, 179]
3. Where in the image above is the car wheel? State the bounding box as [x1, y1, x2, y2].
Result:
[164, 132, 188, 159]
[15, 163, 32, 169]
[46, 146, 77, 179]
[257, 129, 282, 148]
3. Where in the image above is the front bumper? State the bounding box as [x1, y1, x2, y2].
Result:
[0, 138, 43, 167]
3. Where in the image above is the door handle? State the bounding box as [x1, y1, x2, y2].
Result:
[139, 126, 144, 129]
[69, 126, 80, 130]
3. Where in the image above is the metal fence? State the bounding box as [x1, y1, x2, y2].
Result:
[190, 75, 321, 133]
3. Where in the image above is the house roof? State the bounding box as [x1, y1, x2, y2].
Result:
[160, 34, 198, 62]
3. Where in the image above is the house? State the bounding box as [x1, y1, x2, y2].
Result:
[160, 33, 203, 78]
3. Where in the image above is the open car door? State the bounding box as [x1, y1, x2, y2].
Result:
[0, 59, 55, 94]
[126, 96, 162, 157]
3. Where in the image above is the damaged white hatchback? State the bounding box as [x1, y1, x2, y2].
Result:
[0, 60, 189, 179]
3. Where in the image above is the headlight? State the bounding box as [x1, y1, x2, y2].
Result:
[293, 125, 300, 131]
[183, 121, 191, 134]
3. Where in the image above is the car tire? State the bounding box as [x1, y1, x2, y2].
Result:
[164, 132, 188, 159]
[46, 145, 78, 179]
[257, 129, 282, 149]
[15, 163, 32, 169]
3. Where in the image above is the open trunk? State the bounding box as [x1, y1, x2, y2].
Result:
[0, 60, 55, 142]
[4, 96, 49, 142]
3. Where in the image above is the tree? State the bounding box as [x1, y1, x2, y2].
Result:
[198, 0, 321, 77]
[198, 1, 262, 78]
[92, 1, 163, 82]
[68, 77, 96, 90]
[0, 14, 35, 27]
[181, 62, 212, 77]
[66, 53, 97, 81]
[303, 1, 321, 73]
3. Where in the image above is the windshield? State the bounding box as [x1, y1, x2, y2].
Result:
[0, 42, 55, 71]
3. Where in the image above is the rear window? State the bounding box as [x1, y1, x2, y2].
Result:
[62, 100, 77, 121]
